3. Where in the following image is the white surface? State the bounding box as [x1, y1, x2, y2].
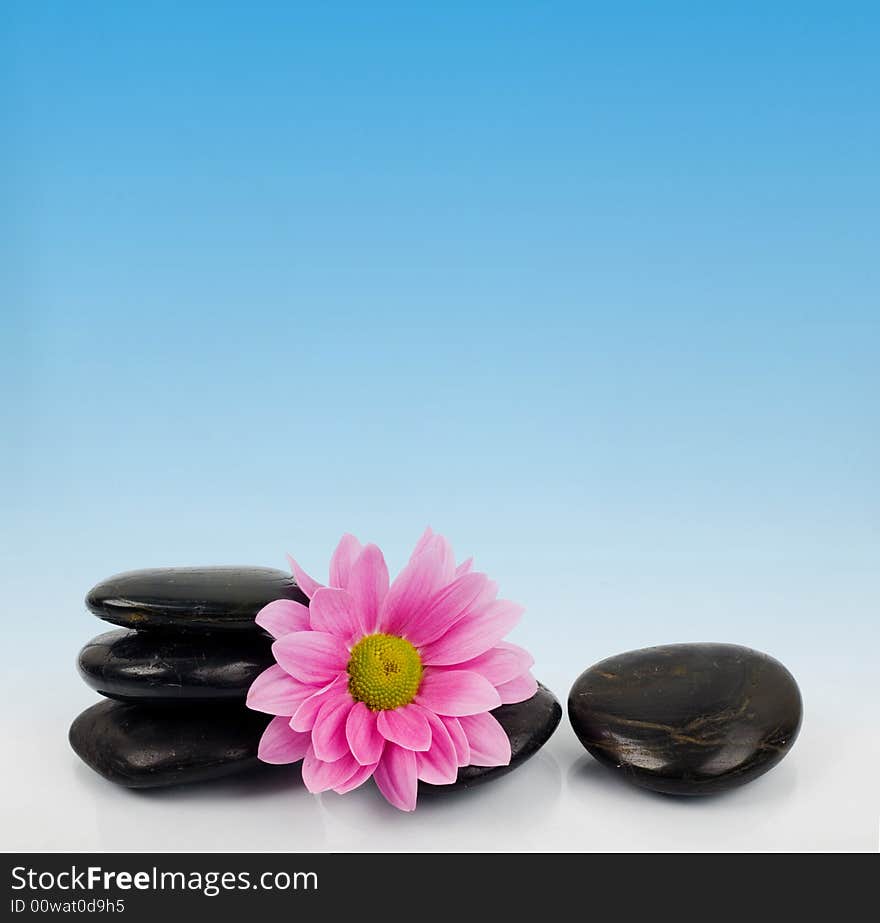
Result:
[2, 669, 876, 853]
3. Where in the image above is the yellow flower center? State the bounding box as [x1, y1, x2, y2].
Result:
[347, 633, 423, 711]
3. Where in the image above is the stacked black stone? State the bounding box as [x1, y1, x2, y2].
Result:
[70, 567, 562, 792]
[69, 567, 304, 788]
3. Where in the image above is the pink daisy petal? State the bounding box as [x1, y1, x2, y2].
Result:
[262, 530, 536, 810]
[410, 526, 435, 560]
[496, 671, 538, 704]
[272, 631, 348, 685]
[415, 712, 458, 785]
[247, 664, 316, 716]
[440, 716, 471, 767]
[376, 704, 432, 752]
[373, 744, 419, 812]
[311, 694, 355, 763]
[308, 587, 364, 644]
[435, 642, 534, 687]
[257, 716, 312, 764]
[329, 533, 363, 589]
[420, 599, 524, 666]
[427, 533, 456, 586]
[380, 536, 456, 636]
[496, 641, 536, 673]
[407, 529, 456, 585]
[286, 553, 323, 599]
[345, 702, 386, 765]
[403, 572, 491, 648]
[414, 669, 502, 716]
[290, 675, 348, 732]
[459, 712, 512, 767]
[255, 599, 311, 639]
[301, 746, 359, 794]
[333, 760, 378, 795]
[346, 544, 389, 635]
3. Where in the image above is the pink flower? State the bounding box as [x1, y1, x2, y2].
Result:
[247, 528, 537, 811]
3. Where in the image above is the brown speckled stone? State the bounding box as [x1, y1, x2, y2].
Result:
[568, 643, 802, 795]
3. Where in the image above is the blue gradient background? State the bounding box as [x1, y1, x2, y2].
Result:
[2, 3, 878, 850]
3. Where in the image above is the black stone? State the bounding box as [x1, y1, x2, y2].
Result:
[568, 643, 802, 795]
[77, 630, 275, 704]
[70, 682, 561, 791]
[69, 700, 271, 788]
[85, 566, 307, 633]
[420, 683, 562, 794]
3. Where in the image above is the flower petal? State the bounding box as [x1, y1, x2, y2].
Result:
[408, 528, 455, 585]
[434, 642, 534, 686]
[286, 553, 323, 599]
[410, 526, 435, 560]
[454, 557, 474, 577]
[415, 712, 458, 785]
[290, 675, 347, 732]
[379, 535, 455, 636]
[301, 746, 359, 793]
[403, 572, 491, 647]
[311, 694, 355, 763]
[308, 587, 364, 644]
[426, 533, 456, 585]
[329, 533, 363, 588]
[257, 716, 311, 764]
[420, 600, 524, 666]
[496, 671, 538, 704]
[440, 716, 471, 767]
[373, 744, 418, 811]
[255, 599, 311, 639]
[459, 712, 512, 767]
[376, 704, 432, 752]
[496, 641, 536, 673]
[345, 702, 386, 765]
[247, 664, 316, 716]
[272, 631, 348, 685]
[414, 669, 501, 716]
[333, 760, 377, 794]
[347, 544, 389, 634]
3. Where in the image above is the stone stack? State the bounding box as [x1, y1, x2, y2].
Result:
[69, 566, 306, 788]
[70, 566, 563, 792]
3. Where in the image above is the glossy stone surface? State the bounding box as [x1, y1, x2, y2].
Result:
[568, 643, 802, 795]
[421, 683, 562, 794]
[86, 566, 307, 633]
[77, 629, 274, 704]
[71, 682, 561, 791]
[69, 700, 270, 788]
